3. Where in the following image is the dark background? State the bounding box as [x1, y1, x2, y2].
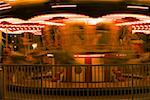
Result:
[1, 0, 150, 20]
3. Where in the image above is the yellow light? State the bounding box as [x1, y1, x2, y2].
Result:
[8, 0, 16, 1]
[51, 5, 77, 8]
[29, 13, 89, 21]
[4, 0, 48, 6]
[127, 5, 149, 10]
[102, 14, 150, 21]
[32, 43, 37, 49]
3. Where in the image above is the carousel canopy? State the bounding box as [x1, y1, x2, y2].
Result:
[102, 14, 150, 21]
[0, 1, 12, 13]
[1, 0, 150, 20]
[0, 12, 150, 35]
[0, 17, 64, 35]
[29, 13, 89, 21]
[116, 20, 150, 34]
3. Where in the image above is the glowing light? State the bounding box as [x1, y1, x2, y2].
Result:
[0, 3, 10, 8]
[0, 1, 4, 4]
[0, 24, 44, 28]
[47, 54, 54, 57]
[29, 13, 89, 21]
[8, 0, 16, 1]
[132, 25, 150, 31]
[0, 24, 44, 35]
[116, 20, 150, 26]
[87, 18, 112, 25]
[144, 25, 148, 30]
[70, 0, 123, 2]
[74, 54, 105, 58]
[0, 18, 65, 35]
[0, 5, 11, 11]
[74, 54, 126, 58]
[116, 20, 150, 34]
[13, 20, 64, 26]
[5, 0, 48, 6]
[127, 5, 149, 10]
[51, 5, 77, 8]
[69, 18, 111, 25]
[132, 26, 136, 30]
[0, 18, 25, 23]
[14, 45, 17, 48]
[132, 30, 150, 34]
[10, 0, 16, 1]
[102, 14, 150, 21]
[0, 1, 12, 11]
[34, 21, 65, 26]
[32, 43, 37, 49]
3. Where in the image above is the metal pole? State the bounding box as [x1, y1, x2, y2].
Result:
[41, 65, 43, 100]
[131, 65, 134, 100]
[2, 65, 5, 100]
[0, 31, 2, 63]
[0, 64, 3, 100]
[5, 29, 8, 49]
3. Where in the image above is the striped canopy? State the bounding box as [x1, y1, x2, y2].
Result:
[0, 18, 64, 35]
[0, 1, 11, 12]
[0, 21, 44, 35]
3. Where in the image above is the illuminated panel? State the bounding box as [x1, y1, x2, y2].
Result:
[51, 5, 77, 8]
[127, 5, 149, 10]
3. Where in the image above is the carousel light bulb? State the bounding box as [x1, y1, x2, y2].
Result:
[14, 46, 16, 48]
[32, 43, 37, 49]
[132, 26, 136, 30]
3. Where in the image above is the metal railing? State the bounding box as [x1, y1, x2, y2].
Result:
[1, 64, 150, 100]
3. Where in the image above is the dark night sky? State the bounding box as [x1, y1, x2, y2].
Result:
[1, 1, 150, 20]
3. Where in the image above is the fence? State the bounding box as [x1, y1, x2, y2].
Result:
[1, 64, 150, 100]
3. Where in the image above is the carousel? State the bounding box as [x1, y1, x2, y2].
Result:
[1, 13, 150, 98]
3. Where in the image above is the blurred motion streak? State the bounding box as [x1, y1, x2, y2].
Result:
[0, 1, 11, 11]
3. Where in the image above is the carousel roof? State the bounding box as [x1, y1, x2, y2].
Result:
[0, 17, 64, 35]
[1, 0, 150, 20]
